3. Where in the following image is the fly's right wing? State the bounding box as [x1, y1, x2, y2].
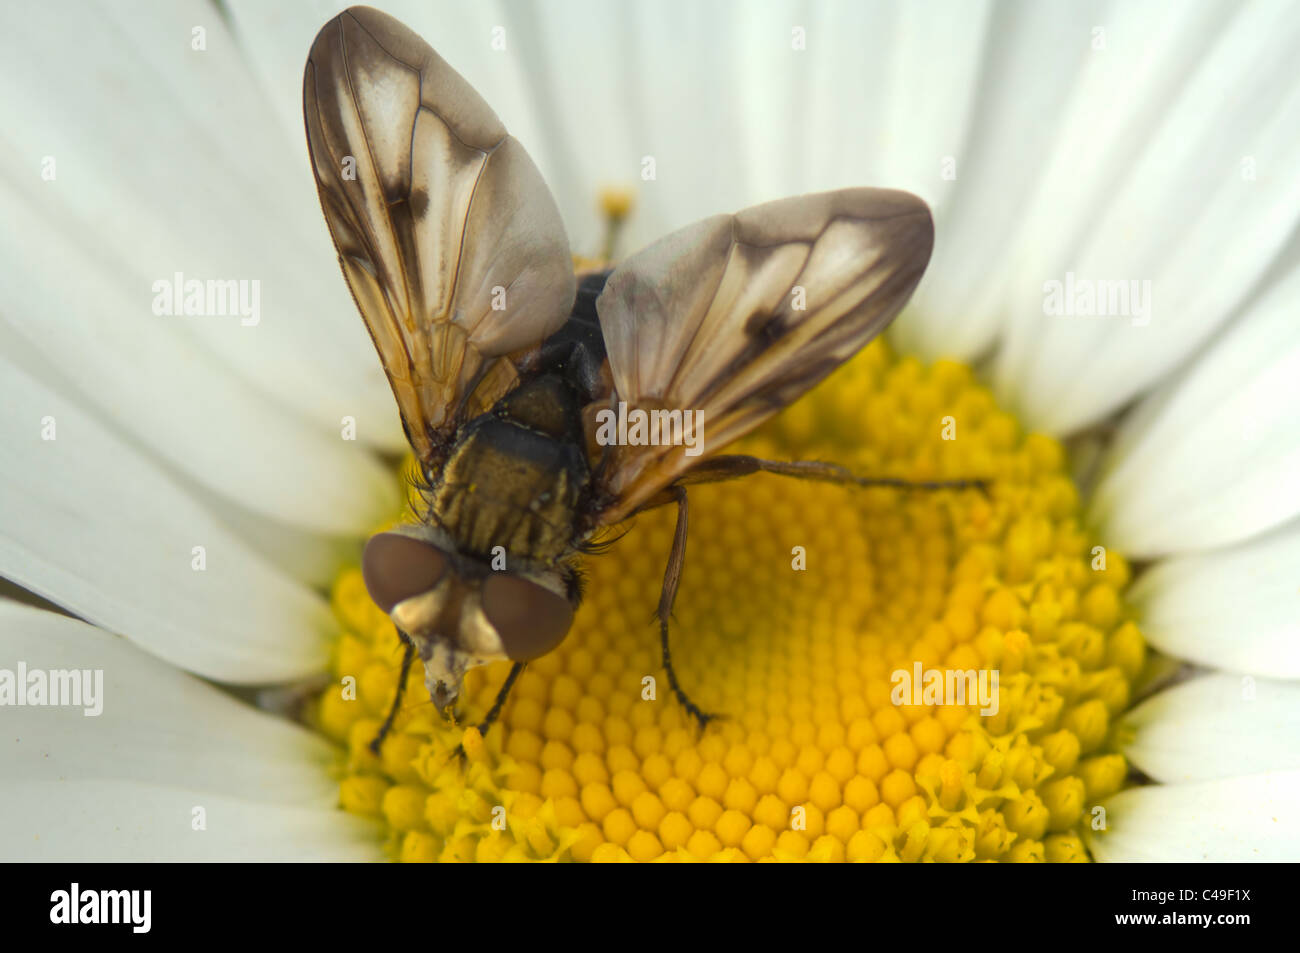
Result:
[586, 188, 934, 525]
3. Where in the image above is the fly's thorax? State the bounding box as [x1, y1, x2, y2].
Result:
[361, 524, 576, 712]
[429, 373, 592, 562]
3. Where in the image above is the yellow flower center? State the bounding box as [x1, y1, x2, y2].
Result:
[317, 339, 1144, 862]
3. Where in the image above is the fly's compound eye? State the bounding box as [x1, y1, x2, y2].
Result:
[481, 574, 575, 661]
[362, 532, 450, 614]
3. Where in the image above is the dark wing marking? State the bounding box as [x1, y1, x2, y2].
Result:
[586, 188, 934, 524]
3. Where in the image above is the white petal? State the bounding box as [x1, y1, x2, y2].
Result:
[0, 0, 406, 463]
[519, 0, 769, 253]
[7, 783, 380, 862]
[1122, 674, 1300, 782]
[0, 603, 381, 861]
[199, 487, 362, 590]
[734, 0, 989, 227]
[1, 602, 330, 801]
[1088, 265, 1300, 555]
[993, 0, 1300, 432]
[992, 0, 1232, 393]
[0, 186, 398, 536]
[846, 0, 990, 217]
[1124, 518, 1300, 677]
[0, 354, 339, 682]
[900, 0, 1107, 360]
[633, 0, 987, 265]
[1089, 770, 1300, 862]
[224, 0, 367, 146]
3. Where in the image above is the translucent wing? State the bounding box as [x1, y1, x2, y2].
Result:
[303, 6, 576, 472]
[589, 188, 934, 524]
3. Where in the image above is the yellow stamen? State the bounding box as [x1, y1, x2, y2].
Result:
[317, 339, 1145, 862]
[596, 185, 635, 261]
[598, 185, 635, 222]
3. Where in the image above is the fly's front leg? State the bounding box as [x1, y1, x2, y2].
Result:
[656, 485, 720, 732]
[370, 632, 416, 755]
[453, 661, 525, 765]
[476, 661, 525, 737]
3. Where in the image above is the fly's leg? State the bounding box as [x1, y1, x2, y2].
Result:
[655, 486, 721, 733]
[677, 455, 989, 494]
[453, 661, 525, 764]
[622, 458, 985, 738]
[369, 633, 416, 755]
[477, 661, 525, 737]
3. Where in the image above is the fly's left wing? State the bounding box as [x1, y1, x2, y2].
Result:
[304, 6, 576, 476]
[587, 188, 934, 525]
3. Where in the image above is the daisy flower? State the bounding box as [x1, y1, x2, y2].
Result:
[2, 0, 1297, 862]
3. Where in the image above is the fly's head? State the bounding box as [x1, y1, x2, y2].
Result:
[361, 526, 575, 717]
